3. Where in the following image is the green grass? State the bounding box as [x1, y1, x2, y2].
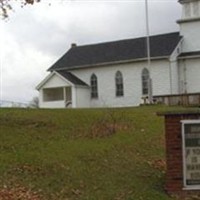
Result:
[0, 106, 192, 199]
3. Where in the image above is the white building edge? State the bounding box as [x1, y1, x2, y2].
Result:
[36, 0, 200, 108]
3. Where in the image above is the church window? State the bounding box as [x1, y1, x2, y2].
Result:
[142, 68, 149, 95]
[115, 71, 124, 97]
[90, 74, 98, 99]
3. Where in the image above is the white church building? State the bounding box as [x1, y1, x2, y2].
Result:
[36, 0, 200, 108]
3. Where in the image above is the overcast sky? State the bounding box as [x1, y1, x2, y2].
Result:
[0, 0, 181, 104]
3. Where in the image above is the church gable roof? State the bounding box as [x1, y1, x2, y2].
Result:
[48, 32, 182, 71]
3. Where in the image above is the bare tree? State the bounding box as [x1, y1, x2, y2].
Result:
[0, 0, 41, 18]
[29, 96, 39, 108]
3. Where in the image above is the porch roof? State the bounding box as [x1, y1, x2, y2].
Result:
[36, 71, 88, 90]
[57, 71, 88, 86]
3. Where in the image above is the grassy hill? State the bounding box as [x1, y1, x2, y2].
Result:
[0, 106, 188, 200]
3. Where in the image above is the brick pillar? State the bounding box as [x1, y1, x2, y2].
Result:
[165, 114, 183, 193]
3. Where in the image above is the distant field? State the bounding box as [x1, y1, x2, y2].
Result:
[0, 106, 190, 200]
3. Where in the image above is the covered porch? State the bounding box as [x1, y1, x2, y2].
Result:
[36, 71, 90, 108]
[42, 86, 72, 108]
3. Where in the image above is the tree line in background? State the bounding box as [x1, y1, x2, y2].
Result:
[0, 97, 39, 108]
[0, 0, 40, 18]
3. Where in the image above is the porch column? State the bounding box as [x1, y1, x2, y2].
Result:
[71, 86, 77, 108]
[63, 87, 66, 108]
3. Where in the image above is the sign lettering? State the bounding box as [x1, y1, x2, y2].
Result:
[183, 122, 200, 187]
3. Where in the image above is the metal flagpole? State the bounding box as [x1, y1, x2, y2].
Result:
[145, 0, 153, 104]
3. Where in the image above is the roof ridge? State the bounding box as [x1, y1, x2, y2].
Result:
[73, 32, 180, 49]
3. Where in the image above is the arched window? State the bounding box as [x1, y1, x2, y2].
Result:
[115, 71, 124, 97]
[90, 74, 98, 99]
[142, 68, 149, 95]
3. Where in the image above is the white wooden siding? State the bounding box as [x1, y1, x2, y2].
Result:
[70, 60, 172, 107]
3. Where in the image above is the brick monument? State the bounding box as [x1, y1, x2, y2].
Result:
[159, 110, 200, 198]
